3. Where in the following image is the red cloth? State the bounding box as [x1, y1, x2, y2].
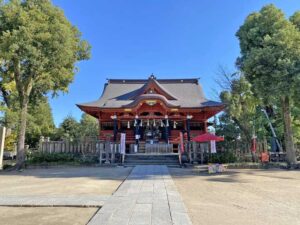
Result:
[251, 137, 257, 152]
[261, 152, 269, 162]
[179, 132, 185, 154]
[174, 133, 187, 142]
[192, 133, 224, 142]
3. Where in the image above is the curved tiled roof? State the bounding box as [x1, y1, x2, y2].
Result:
[123, 94, 180, 108]
[128, 78, 178, 100]
[77, 76, 224, 109]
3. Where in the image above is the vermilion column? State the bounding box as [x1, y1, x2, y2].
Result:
[204, 121, 208, 133]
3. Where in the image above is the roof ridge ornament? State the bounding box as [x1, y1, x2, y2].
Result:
[149, 73, 156, 80]
[128, 74, 178, 100]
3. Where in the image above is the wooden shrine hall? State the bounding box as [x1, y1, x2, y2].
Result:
[77, 75, 224, 154]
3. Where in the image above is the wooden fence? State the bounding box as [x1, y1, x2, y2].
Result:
[39, 140, 122, 164]
[40, 140, 103, 155]
[182, 142, 209, 164]
[38, 138, 299, 165]
[181, 139, 288, 164]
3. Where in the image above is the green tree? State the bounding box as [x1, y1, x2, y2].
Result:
[57, 115, 80, 141]
[55, 114, 99, 141]
[236, 4, 300, 164]
[220, 75, 260, 143]
[290, 12, 300, 145]
[79, 113, 99, 139]
[26, 97, 55, 147]
[0, 0, 90, 168]
[0, 80, 55, 149]
[218, 71, 271, 162]
[290, 105, 300, 145]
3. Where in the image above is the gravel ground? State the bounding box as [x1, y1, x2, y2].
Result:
[0, 166, 132, 196]
[0, 207, 98, 225]
[169, 168, 300, 225]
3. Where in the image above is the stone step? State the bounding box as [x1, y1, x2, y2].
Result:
[125, 159, 178, 163]
[126, 155, 178, 159]
[125, 160, 178, 163]
[124, 163, 180, 167]
[124, 154, 180, 166]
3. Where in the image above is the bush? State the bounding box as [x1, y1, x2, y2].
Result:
[3, 164, 14, 170]
[26, 151, 99, 164]
[27, 152, 76, 163]
[207, 151, 237, 164]
[77, 155, 98, 164]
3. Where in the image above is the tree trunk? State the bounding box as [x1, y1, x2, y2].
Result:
[232, 118, 256, 161]
[16, 96, 29, 169]
[13, 58, 33, 170]
[281, 96, 297, 165]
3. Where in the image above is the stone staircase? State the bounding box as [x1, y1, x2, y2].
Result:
[124, 154, 180, 166]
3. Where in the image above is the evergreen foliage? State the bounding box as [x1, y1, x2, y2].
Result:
[0, 0, 91, 168]
[236, 4, 300, 164]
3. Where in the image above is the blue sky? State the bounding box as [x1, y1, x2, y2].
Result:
[50, 0, 299, 126]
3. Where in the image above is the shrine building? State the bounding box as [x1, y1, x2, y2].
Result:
[77, 75, 224, 153]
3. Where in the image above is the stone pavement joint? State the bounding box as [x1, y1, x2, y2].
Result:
[88, 165, 192, 225]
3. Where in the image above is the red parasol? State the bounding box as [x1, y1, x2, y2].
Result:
[192, 133, 224, 142]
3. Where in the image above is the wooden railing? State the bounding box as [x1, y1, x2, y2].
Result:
[145, 143, 173, 154]
[128, 142, 174, 154]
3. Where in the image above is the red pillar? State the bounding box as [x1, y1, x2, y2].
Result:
[204, 121, 208, 133]
[98, 112, 101, 140]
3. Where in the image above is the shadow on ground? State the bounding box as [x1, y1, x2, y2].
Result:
[0, 165, 298, 183]
[169, 167, 300, 183]
[0, 166, 133, 180]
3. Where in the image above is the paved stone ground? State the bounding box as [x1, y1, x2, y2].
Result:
[0, 166, 132, 225]
[88, 165, 192, 225]
[0, 195, 109, 207]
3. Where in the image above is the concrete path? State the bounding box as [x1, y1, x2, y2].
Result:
[0, 195, 109, 207]
[88, 165, 192, 225]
